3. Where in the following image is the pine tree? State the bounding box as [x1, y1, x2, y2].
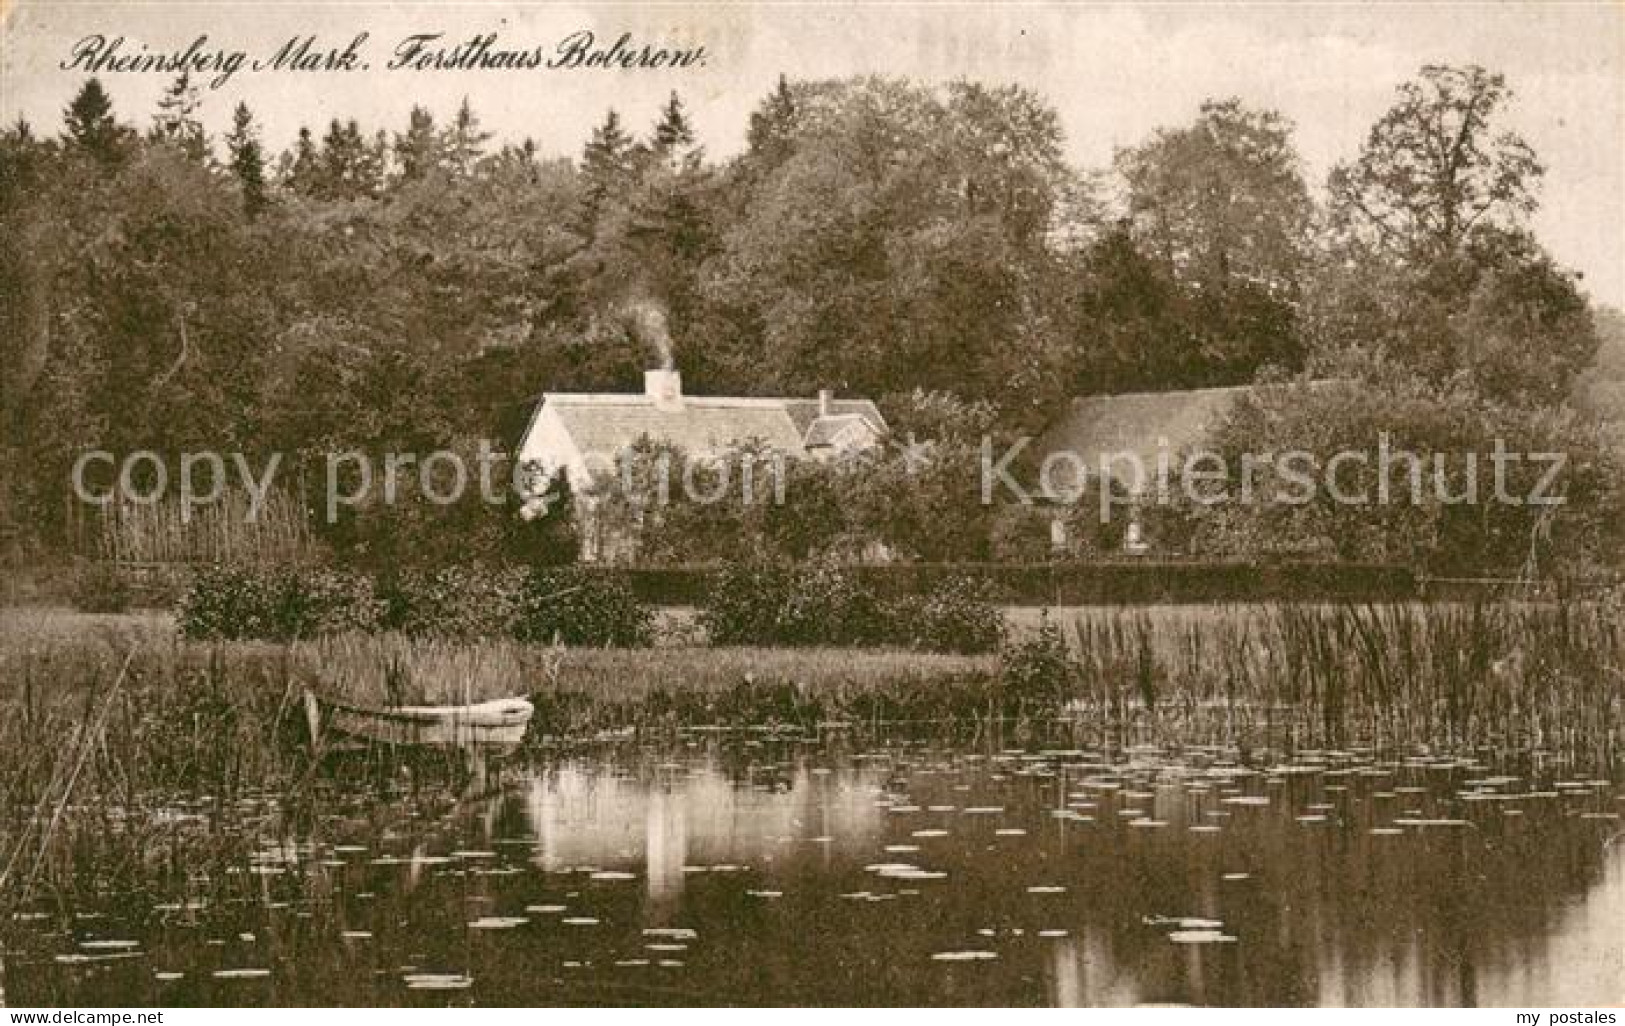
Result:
[444, 97, 491, 178]
[652, 91, 699, 168]
[316, 118, 382, 200]
[393, 105, 444, 183]
[224, 102, 268, 217]
[63, 78, 124, 165]
[282, 125, 320, 195]
[745, 74, 799, 170]
[582, 109, 635, 207]
[152, 71, 208, 162]
[366, 129, 390, 189]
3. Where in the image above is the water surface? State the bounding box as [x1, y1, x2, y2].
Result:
[8, 734, 1622, 1006]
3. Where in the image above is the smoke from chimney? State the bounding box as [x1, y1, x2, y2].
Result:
[619, 297, 674, 371]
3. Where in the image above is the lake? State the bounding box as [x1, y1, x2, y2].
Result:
[6, 731, 1622, 1006]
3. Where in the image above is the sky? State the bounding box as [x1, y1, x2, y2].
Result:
[3, 1, 1621, 306]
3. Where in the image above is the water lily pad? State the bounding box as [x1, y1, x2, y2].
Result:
[404, 973, 472, 990]
[931, 950, 998, 961]
[1167, 930, 1236, 944]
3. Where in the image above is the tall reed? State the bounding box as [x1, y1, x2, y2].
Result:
[1062, 601, 1622, 769]
[91, 489, 314, 565]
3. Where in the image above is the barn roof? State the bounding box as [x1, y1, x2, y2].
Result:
[1035, 384, 1252, 490]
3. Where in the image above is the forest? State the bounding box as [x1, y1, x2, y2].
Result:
[1, 65, 1621, 574]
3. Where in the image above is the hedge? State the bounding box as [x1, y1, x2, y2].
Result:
[178, 564, 650, 646]
[609, 561, 1417, 606]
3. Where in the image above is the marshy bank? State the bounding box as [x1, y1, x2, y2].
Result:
[2, 598, 1620, 804]
[2, 599, 1622, 1004]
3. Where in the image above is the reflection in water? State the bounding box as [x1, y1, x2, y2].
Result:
[6, 736, 1622, 1006]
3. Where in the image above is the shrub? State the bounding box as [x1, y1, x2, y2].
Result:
[290, 570, 386, 636]
[700, 561, 887, 647]
[700, 563, 1005, 651]
[177, 565, 383, 640]
[699, 563, 794, 646]
[999, 613, 1076, 710]
[381, 567, 525, 639]
[178, 565, 282, 640]
[513, 567, 653, 647]
[69, 562, 132, 614]
[885, 576, 1005, 654]
[776, 561, 887, 646]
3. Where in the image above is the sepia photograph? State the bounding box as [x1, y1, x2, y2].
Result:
[0, 0, 1621, 1013]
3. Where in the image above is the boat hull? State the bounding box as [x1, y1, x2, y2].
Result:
[306, 692, 534, 757]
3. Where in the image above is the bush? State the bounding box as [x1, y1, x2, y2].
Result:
[291, 570, 386, 636]
[999, 613, 1076, 710]
[776, 561, 887, 646]
[70, 562, 132, 614]
[884, 576, 1005, 654]
[700, 561, 884, 647]
[178, 565, 282, 640]
[699, 563, 794, 646]
[699, 562, 1002, 650]
[513, 567, 653, 647]
[381, 567, 525, 639]
[177, 565, 383, 640]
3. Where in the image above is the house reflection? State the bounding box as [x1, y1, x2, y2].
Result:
[521, 758, 888, 902]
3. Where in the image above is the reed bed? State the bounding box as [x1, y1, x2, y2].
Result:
[1060, 601, 1623, 768]
[86, 489, 315, 565]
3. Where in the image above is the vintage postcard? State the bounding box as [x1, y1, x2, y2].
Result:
[1, 0, 1621, 1014]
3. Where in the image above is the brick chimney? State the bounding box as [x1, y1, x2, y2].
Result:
[645, 369, 683, 411]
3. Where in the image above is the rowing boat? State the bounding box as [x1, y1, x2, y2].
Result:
[303, 690, 534, 757]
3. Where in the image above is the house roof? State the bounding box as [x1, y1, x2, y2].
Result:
[1035, 384, 1252, 490]
[538, 392, 887, 460]
[803, 413, 875, 448]
[783, 398, 888, 437]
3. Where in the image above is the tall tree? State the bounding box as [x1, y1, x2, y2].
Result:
[744, 74, 799, 173]
[444, 97, 490, 178]
[224, 102, 268, 217]
[314, 118, 384, 200]
[1313, 66, 1588, 403]
[580, 109, 636, 216]
[1328, 64, 1542, 262]
[701, 78, 1072, 408]
[62, 78, 125, 165]
[1117, 98, 1311, 294]
[393, 105, 445, 183]
[651, 91, 700, 169]
[280, 125, 320, 195]
[151, 71, 208, 162]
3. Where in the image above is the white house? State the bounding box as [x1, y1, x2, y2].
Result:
[515, 368, 887, 559]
